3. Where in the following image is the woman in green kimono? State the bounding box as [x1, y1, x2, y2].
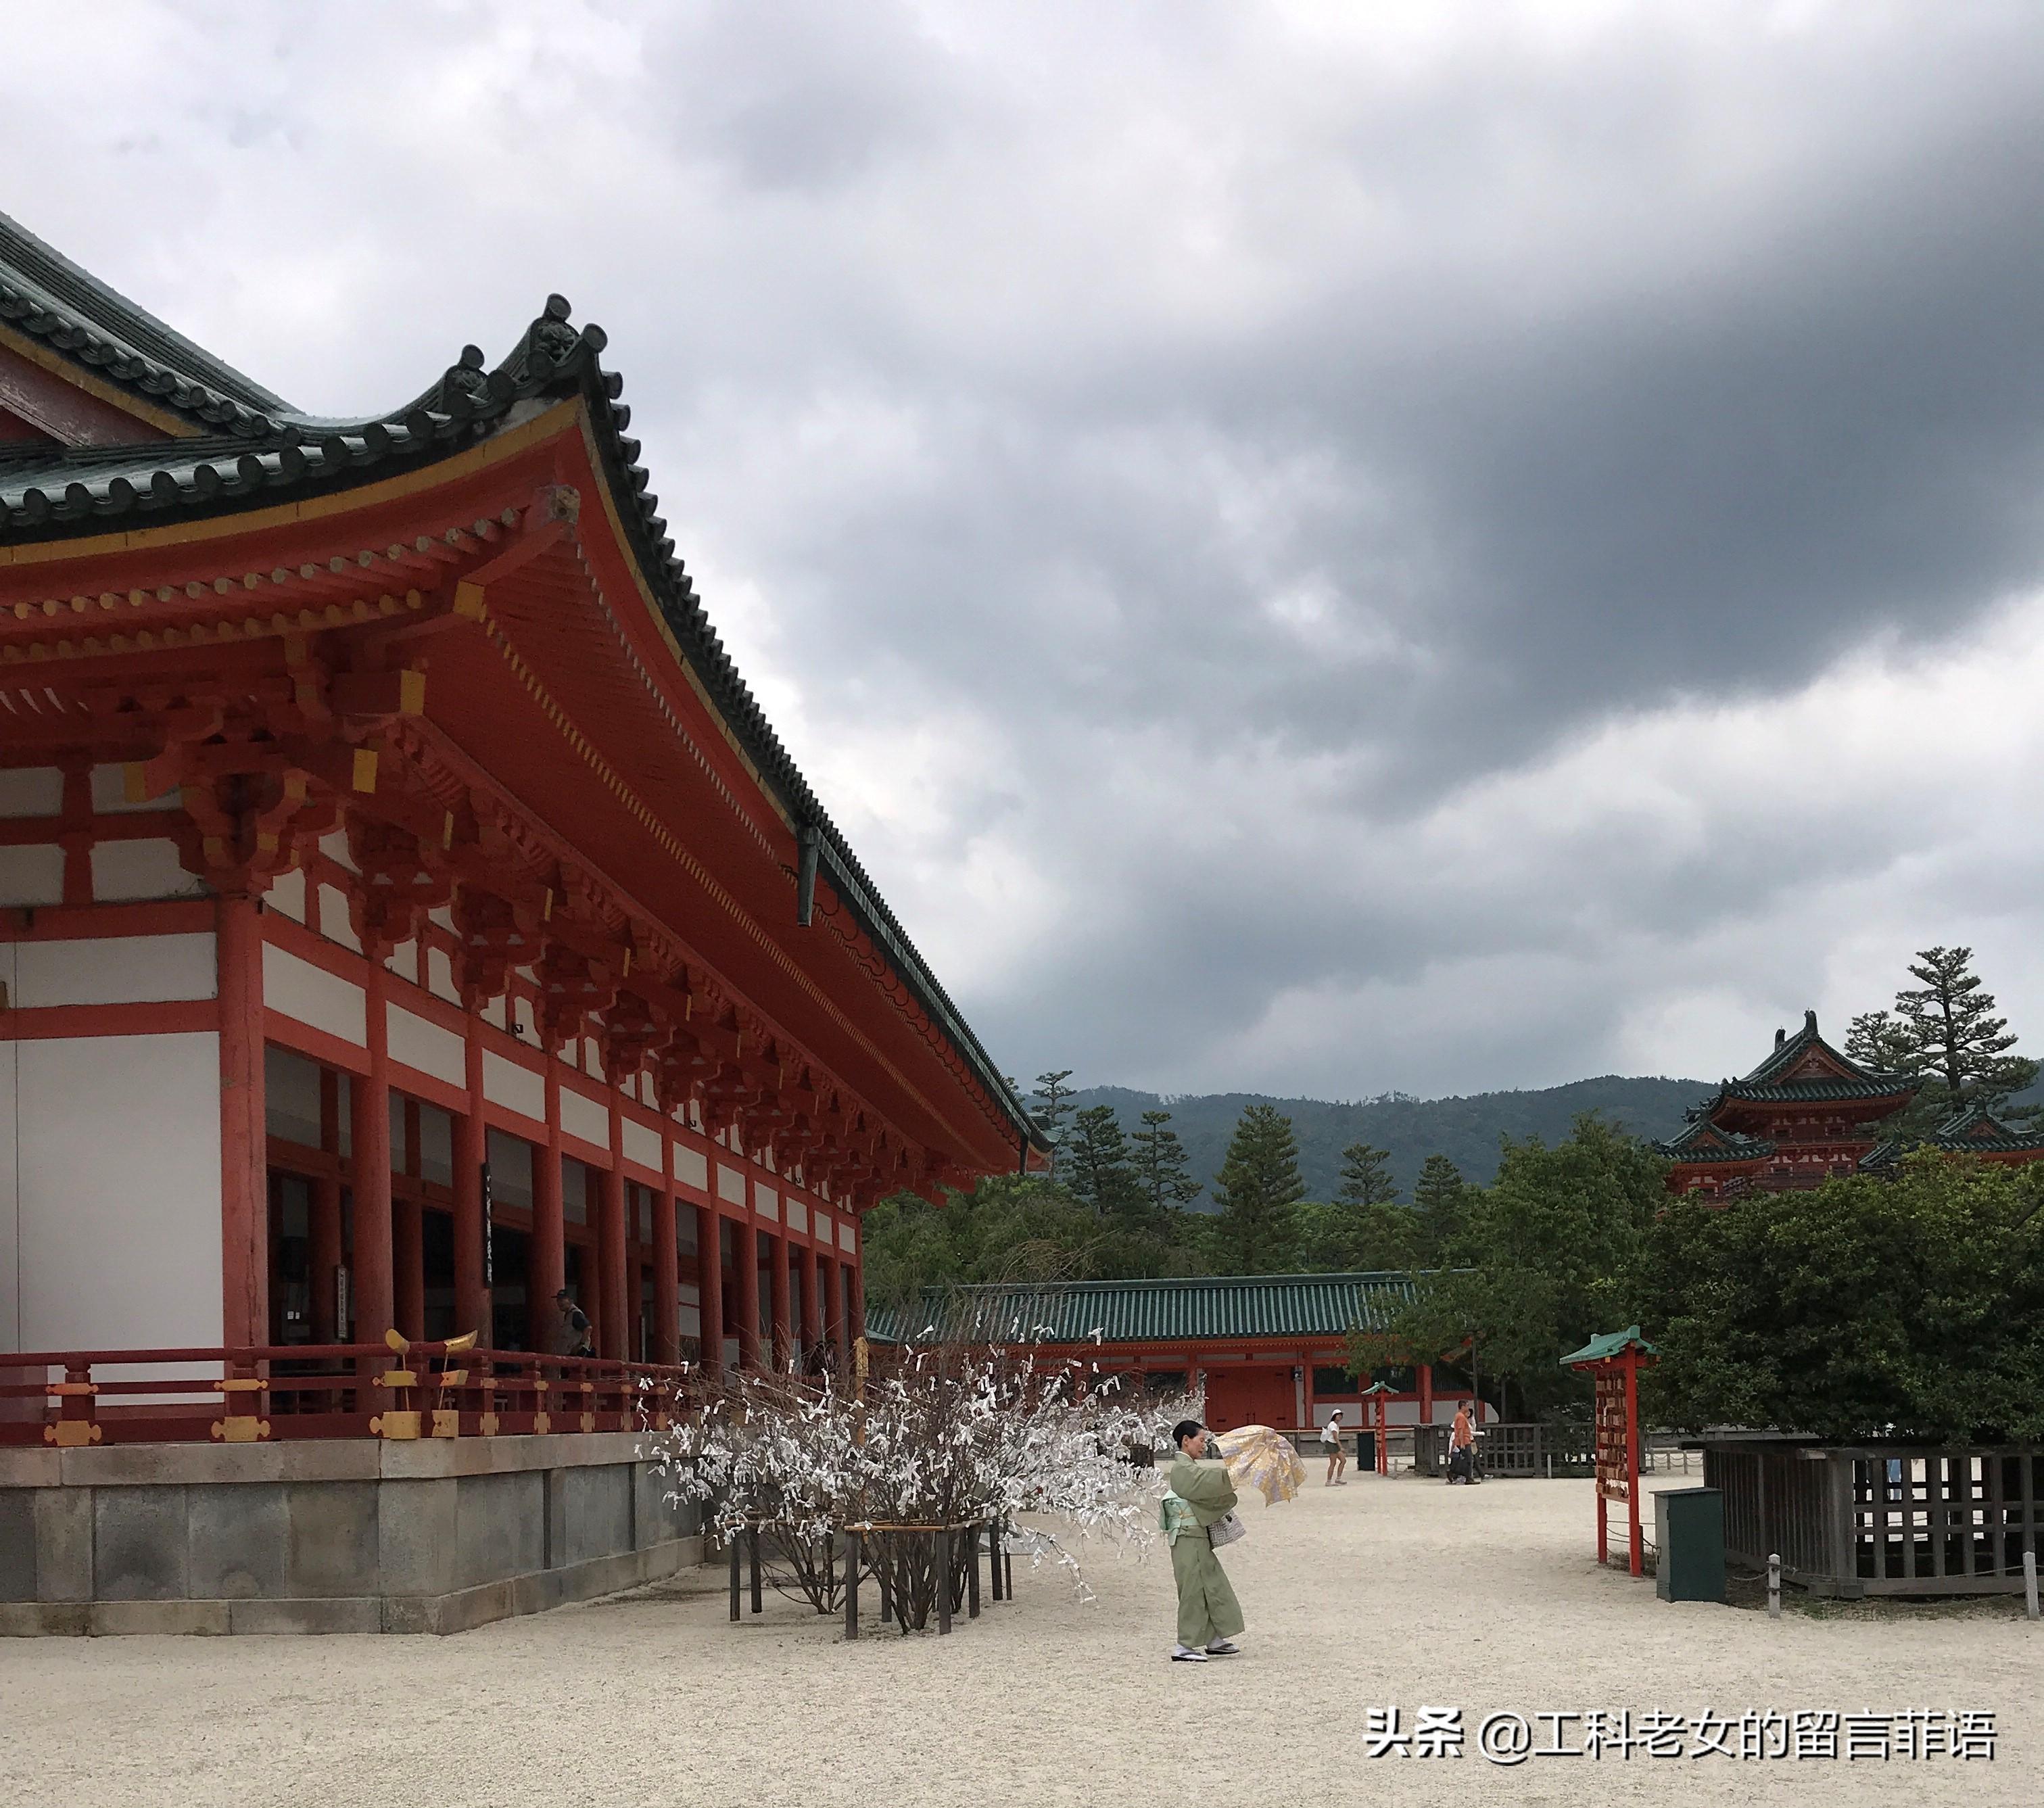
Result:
[1162, 1420, 1245, 1662]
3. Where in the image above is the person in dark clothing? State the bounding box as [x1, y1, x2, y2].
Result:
[554, 1289, 594, 1358]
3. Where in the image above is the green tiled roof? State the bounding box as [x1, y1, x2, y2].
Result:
[0, 208, 287, 431]
[1863, 1105, 2044, 1168]
[0, 213, 1042, 1157]
[1657, 1119, 1774, 1162]
[867, 1272, 1426, 1348]
[1560, 1325, 1657, 1367]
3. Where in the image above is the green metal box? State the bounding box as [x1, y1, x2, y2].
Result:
[1655, 1485, 1727, 1603]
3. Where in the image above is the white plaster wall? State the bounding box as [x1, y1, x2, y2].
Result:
[387, 1003, 465, 1089]
[814, 1211, 832, 1245]
[621, 1117, 661, 1172]
[425, 945, 458, 1005]
[558, 1086, 608, 1149]
[15, 1032, 224, 1350]
[838, 1222, 857, 1254]
[675, 1144, 709, 1191]
[267, 867, 307, 923]
[92, 839, 204, 902]
[482, 1051, 544, 1122]
[317, 831, 358, 874]
[0, 845, 64, 907]
[0, 767, 61, 816]
[15, 933, 216, 1007]
[263, 944, 366, 1045]
[717, 1164, 746, 1207]
[786, 1197, 808, 1235]
[419, 1104, 454, 1187]
[317, 884, 361, 953]
[755, 1187, 779, 1223]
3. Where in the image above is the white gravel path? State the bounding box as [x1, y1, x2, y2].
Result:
[2, 1472, 2037, 1807]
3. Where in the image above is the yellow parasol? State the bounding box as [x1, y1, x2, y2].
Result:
[1211, 1424, 1306, 1505]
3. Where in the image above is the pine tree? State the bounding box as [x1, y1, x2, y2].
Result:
[1843, 1009, 1914, 1073]
[1209, 1104, 1304, 1275]
[1336, 1143, 1398, 1206]
[1131, 1109, 1202, 1212]
[1411, 1153, 1469, 1261]
[1066, 1104, 1139, 1217]
[1030, 1070, 1076, 1175]
[1893, 947, 2038, 1114]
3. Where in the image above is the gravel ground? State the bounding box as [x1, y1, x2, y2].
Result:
[2, 1472, 2037, 1807]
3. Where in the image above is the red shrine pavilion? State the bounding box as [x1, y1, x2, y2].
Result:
[0, 209, 1045, 1373]
[1658, 1009, 1919, 1197]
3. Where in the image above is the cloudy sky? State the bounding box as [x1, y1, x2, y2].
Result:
[14, 2, 2044, 1099]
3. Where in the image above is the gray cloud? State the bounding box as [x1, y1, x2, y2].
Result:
[12, 1, 2044, 1097]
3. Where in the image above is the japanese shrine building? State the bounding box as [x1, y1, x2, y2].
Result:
[868, 1273, 1486, 1435]
[1657, 1011, 1920, 1197]
[0, 209, 1044, 1375]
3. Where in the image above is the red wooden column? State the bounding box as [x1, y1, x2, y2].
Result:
[652, 1140, 680, 1366]
[394, 1098, 424, 1339]
[696, 1204, 725, 1377]
[767, 1223, 791, 1371]
[598, 1098, 628, 1360]
[309, 1068, 345, 1343]
[1418, 1362, 1435, 1426]
[734, 1220, 761, 1371]
[532, 1062, 566, 1346]
[216, 893, 268, 1347]
[453, 1022, 489, 1343]
[801, 1240, 824, 1365]
[351, 959, 395, 1344]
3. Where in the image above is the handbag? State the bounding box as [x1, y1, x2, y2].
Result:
[1208, 1509, 1247, 1549]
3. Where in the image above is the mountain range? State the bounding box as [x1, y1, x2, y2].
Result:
[1067, 1075, 1711, 1208]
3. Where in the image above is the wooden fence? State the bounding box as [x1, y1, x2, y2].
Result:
[1701, 1439, 2044, 1597]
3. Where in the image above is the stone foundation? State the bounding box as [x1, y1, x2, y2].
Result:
[0, 1432, 700, 1635]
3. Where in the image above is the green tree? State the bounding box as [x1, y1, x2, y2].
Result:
[1131, 1109, 1202, 1212]
[1894, 946, 2038, 1116]
[1030, 1070, 1077, 1174]
[1294, 1197, 1421, 1272]
[1640, 1153, 2044, 1442]
[1843, 1009, 1914, 1073]
[1411, 1153, 1469, 1260]
[1336, 1142, 1398, 1206]
[1066, 1103, 1141, 1218]
[1208, 1104, 1305, 1274]
[1352, 1116, 1665, 1419]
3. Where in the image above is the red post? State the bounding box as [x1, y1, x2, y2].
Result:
[309, 1068, 344, 1343]
[350, 959, 394, 1346]
[532, 1064, 565, 1347]
[698, 1204, 725, 1377]
[598, 1142, 627, 1361]
[1625, 1353, 1643, 1577]
[216, 893, 267, 1346]
[767, 1227, 790, 1371]
[453, 1019, 488, 1342]
[801, 1241, 824, 1365]
[735, 1220, 761, 1370]
[394, 1099, 423, 1337]
[1418, 1360, 1434, 1427]
[652, 1162, 680, 1368]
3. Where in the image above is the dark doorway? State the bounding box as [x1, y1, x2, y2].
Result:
[492, 1227, 531, 1352]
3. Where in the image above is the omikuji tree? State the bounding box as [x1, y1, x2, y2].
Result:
[1207, 1103, 1306, 1275]
[1639, 1152, 2044, 1442]
[646, 1352, 1199, 1632]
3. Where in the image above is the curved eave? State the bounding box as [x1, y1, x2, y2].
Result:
[0, 292, 1041, 1159]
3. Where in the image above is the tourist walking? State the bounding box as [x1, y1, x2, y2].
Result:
[1447, 1400, 1476, 1483]
[1321, 1409, 1348, 1486]
[1162, 1420, 1247, 1662]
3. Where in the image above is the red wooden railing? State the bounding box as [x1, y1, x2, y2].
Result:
[0, 1337, 694, 1448]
